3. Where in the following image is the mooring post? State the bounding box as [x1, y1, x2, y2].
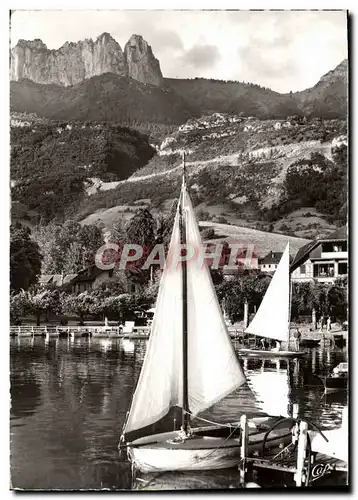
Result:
[239, 414, 248, 486]
[295, 420, 308, 487]
[244, 301, 249, 329]
[292, 403, 299, 420]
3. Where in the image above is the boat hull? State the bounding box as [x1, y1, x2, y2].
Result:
[128, 444, 242, 473]
[324, 376, 348, 393]
[125, 419, 293, 473]
[238, 349, 306, 358]
[300, 339, 321, 348]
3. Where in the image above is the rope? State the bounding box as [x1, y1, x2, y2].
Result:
[182, 409, 236, 428]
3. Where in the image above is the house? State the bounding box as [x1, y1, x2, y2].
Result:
[38, 274, 78, 290]
[69, 266, 114, 293]
[259, 251, 283, 274]
[204, 241, 259, 278]
[290, 226, 348, 284]
[39, 266, 143, 294]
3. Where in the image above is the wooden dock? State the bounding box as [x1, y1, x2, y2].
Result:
[10, 325, 150, 339]
[238, 414, 348, 488]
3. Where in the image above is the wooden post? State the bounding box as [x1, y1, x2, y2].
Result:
[239, 414, 248, 486]
[292, 403, 299, 420]
[18, 326, 21, 335]
[31, 326, 35, 337]
[244, 301, 249, 329]
[312, 308, 317, 330]
[295, 421, 308, 487]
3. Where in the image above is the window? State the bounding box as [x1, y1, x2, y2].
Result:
[338, 262, 348, 275]
[313, 263, 334, 277]
[300, 265, 306, 274]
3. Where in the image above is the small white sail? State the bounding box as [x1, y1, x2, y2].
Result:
[124, 182, 246, 434]
[245, 243, 290, 342]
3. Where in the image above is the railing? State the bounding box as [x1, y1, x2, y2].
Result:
[10, 325, 151, 337]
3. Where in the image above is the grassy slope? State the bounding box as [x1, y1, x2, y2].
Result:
[76, 115, 346, 238]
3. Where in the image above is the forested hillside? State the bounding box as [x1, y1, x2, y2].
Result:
[11, 120, 155, 222]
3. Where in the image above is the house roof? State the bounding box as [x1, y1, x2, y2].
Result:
[71, 265, 104, 283]
[290, 225, 347, 272]
[38, 275, 53, 285]
[259, 251, 283, 265]
[290, 241, 318, 272]
[39, 273, 79, 286]
[320, 225, 347, 241]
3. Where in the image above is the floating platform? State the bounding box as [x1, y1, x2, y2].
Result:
[238, 348, 306, 359]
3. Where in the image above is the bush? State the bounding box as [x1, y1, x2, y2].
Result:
[201, 228, 216, 239]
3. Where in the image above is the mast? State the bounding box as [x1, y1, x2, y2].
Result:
[288, 242, 292, 349]
[180, 151, 190, 434]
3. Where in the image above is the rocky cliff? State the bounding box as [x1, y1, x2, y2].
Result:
[10, 32, 163, 87]
[124, 34, 163, 86]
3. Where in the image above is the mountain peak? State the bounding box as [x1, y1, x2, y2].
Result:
[124, 34, 163, 86]
[318, 58, 348, 86]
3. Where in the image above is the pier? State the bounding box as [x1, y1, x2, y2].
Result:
[10, 325, 150, 339]
[238, 411, 348, 488]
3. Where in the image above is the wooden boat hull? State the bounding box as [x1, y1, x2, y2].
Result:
[238, 349, 306, 359]
[90, 332, 149, 339]
[333, 335, 346, 348]
[125, 418, 293, 473]
[324, 376, 348, 393]
[300, 339, 321, 348]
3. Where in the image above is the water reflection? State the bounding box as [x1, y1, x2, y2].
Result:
[246, 358, 292, 418]
[10, 338, 347, 490]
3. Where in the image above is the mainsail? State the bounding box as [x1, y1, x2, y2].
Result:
[245, 243, 291, 342]
[124, 179, 246, 435]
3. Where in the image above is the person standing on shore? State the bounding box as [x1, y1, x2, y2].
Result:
[327, 316, 331, 331]
[293, 328, 301, 351]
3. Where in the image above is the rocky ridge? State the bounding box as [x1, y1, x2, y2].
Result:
[10, 33, 163, 87]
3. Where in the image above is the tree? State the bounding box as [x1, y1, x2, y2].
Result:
[155, 199, 177, 246]
[60, 291, 96, 325]
[33, 220, 104, 274]
[126, 208, 156, 247]
[10, 291, 30, 324]
[125, 209, 156, 283]
[215, 273, 270, 324]
[201, 228, 216, 240]
[27, 288, 61, 325]
[10, 224, 42, 292]
[108, 218, 127, 245]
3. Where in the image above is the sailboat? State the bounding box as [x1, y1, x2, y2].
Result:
[119, 161, 294, 473]
[239, 244, 305, 358]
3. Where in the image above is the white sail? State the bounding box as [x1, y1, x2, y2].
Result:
[124, 207, 183, 434]
[124, 182, 246, 434]
[245, 243, 290, 342]
[183, 186, 246, 416]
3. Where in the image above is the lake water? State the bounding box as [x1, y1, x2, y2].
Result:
[10, 337, 348, 490]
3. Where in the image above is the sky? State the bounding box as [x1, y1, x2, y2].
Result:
[10, 9, 348, 93]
